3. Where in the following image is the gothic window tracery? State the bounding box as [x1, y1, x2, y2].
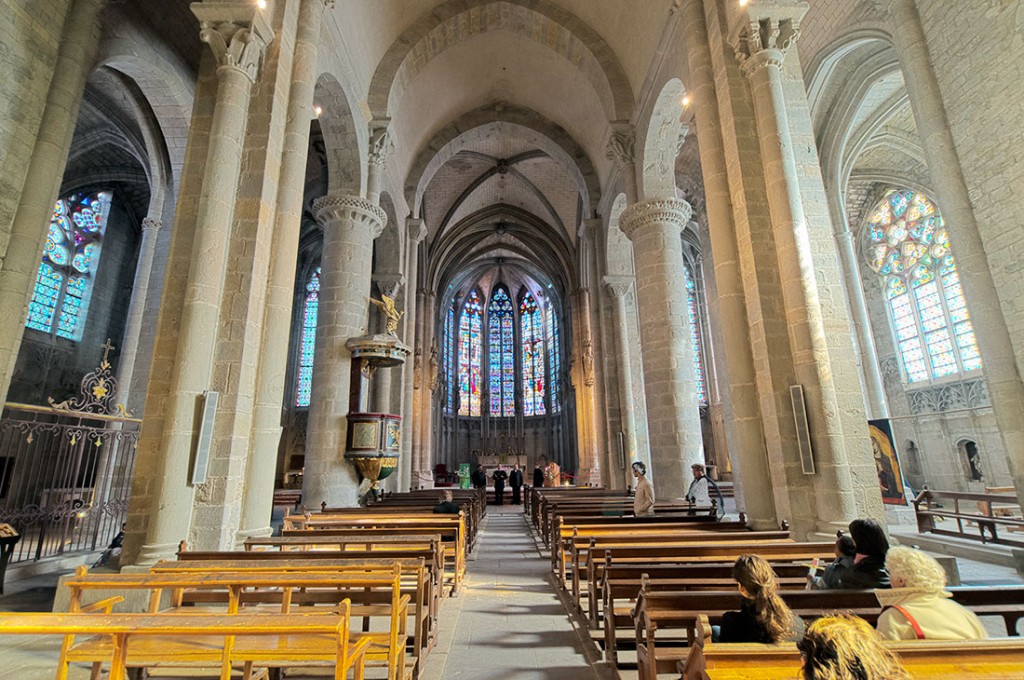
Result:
[295, 267, 320, 407]
[458, 289, 483, 416]
[488, 286, 515, 417]
[866, 190, 981, 383]
[546, 303, 561, 413]
[443, 303, 455, 413]
[26, 191, 112, 341]
[520, 291, 546, 416]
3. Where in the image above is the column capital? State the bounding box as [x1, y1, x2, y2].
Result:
[373, 273, 405, 299]
[578, 217, 602, 241]
[368, 119, 393, 168]
[192, 3, 274, 83]
[602, 275, 634, 299]
[312, 193, 387, 238]
[407, 217, 427, 244]
[141, 216, 162, 232]
[604, 122, 635, 169]
[618, 197, 693, 241]
[728, 0, 807, 73]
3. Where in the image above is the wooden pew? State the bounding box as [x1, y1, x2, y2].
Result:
[284, 513, 467, 594]
[63, 565, 410, 680]
[540, 499, 718, 541]
[634, 586, 1024, 680]
[681, 614, 1024, 680]
[156, 552, 435, 677]
[595, 561, 813, 662]
[0, 608, 371, 680]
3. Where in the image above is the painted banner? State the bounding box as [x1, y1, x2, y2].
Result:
[868, 418, 906, 505]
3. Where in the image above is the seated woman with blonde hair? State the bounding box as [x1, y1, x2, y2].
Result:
[798, 614, 910, 680]
[876, 545, 987, 640]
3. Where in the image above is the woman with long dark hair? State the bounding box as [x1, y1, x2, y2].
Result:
[837, 518, 891, 589]
[716, 554, 804, 643]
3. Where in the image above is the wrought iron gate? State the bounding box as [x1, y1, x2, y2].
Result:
[0, 356, 138, 564]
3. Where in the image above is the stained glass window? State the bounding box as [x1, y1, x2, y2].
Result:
[866, 190, 981, 382]
[520, 291, 546, 416]
[458, 290, 483, 416]
[295, 267, 320, 407]
[26, 191, 111, 340]
[684, 267, 708, 405]
[444, 304, 455, 413]
[487, 287, 515, 417]
[546, 303, 561, 413]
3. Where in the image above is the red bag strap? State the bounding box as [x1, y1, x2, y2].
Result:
[882, 604, 925, 639]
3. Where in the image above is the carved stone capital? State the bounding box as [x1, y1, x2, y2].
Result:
[603, 275, 634, 299]
[312, 193, 387, 239]
[368, 120, 393, 168]
[407, 217, 427, 244]
[618, 198, 693, 242]
[373, 273, 405, 299]
[729, 0, 807, 71]
[605, 125, 635, 169]
[141, 216, 162, 232]
[192, 4, 274, 83]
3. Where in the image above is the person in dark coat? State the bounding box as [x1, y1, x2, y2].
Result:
[717, 555, 804, 643]
[836, 518, 891, 590]
[432, 490, 460, 514]
[509, 464, 524, 505]
[808, 533, 857, 590]
[471, 464, 487, 491]
[532, 463, 545, 488]
[492, 465, 508, 505]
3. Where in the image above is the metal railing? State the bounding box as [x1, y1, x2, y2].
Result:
[913, 487, 1024, 549]
[0, 355, 139, 565]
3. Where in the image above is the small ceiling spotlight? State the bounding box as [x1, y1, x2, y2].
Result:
[739, 0, 749, 7]
[682, 95, 691, 108]
[313, 105, 322, 118]
[257, 0, 267, 9]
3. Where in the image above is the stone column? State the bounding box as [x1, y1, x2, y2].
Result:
[603, 276, 642, 489]
[884, 0, 1024, 507]
[0, 0, 107, 401]
[838, 228, 888, 418]
[678, 0, 777, 527]
[240, 0, 331, 540]
[115, 211, 162, 409]
[371, 274, 404, 414]
[619, 199, 704, 498]
[400, 220, 426, 490]
[730, 1, 881, 533]
[303, 194, 386, 509]
[135, 7, 272, 564]
[367, 122, 391, 206]
[415, 291, 437, 480]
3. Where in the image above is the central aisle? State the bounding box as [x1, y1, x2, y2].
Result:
[421, 505, 601, 680]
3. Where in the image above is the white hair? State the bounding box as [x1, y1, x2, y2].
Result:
[885, 546, 947, 592]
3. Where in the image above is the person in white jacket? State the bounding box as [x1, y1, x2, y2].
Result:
[875, 546, 987, 640]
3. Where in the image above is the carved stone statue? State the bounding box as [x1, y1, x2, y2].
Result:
[369, 294, 404, 335]
[429, 344, 440, 391]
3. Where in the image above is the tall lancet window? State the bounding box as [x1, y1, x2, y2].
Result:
[295, 267, 320, 407]
[866, 190, 981, 382]
[26, 191, 112, 340]
[520, 291, 546, 416]
[684, 267, 708, 405]
[458, 289, 483, 416]
[488, 286, 515, 416]
[443, 304, 455, 413]
[546, 304, 561, 413]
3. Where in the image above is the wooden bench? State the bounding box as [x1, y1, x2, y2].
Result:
[154, 554, 434, 678]
[681, 613, 1024, 679]
[284, 514, 467, 594]
[634, 585, 1024, 680]
[540, 500, 719, 542]
[64, 564, 412, 680]
[0, 608, 370, 680]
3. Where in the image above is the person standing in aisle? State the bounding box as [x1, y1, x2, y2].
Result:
[509, 463, 524, 505]
[632, 461, 655, 516]
[492, 465, 509, 505]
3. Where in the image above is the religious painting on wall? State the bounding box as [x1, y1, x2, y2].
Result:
[868, 419, 906, 505]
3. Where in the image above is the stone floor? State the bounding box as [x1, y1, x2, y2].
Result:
[419, 503, 603, 680]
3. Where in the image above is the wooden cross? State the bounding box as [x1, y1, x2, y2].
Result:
[100, 338, 116, 364]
